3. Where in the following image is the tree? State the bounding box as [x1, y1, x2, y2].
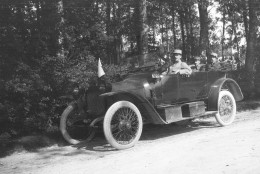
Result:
[170, 3, 177, 47]
[1, 0, 260, 134]
[245, 0, 258, 72]
[242, 1, 249, 43]
[106, 0, 112, 64]
[219, 4, 227, 59]
[135, 0, 148, 66]
[178, 3, 187, 59]
[198, 0, 210, 60]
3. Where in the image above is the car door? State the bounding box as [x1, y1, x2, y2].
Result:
[160, 74, 179, 104]
[178, 72, 208, 103]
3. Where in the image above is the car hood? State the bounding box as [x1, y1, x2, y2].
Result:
[112, 73, 152, 92]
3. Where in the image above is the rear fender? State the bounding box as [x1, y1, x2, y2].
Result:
[100, 91, 167, 124]
[207, 78, 244, 111]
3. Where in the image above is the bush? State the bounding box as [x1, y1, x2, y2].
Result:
[0, 51, 101, 135]
[227, 68, 255, 99]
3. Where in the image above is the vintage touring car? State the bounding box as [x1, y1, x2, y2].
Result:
[60, 58, 244, 150]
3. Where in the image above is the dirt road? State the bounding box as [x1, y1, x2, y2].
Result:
[1, 108, 260, 174]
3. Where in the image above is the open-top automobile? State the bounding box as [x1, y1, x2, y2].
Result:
[60, 57, 243, 150]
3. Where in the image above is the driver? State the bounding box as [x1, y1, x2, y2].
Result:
[164, 49, 192, 75]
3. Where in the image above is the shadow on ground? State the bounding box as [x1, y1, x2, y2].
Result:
[0, 120, 217, 158]
[1, 98, 259, 158]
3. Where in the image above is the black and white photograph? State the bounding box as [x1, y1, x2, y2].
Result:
[0, 0, 260, 173]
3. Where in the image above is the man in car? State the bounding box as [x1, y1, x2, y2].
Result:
[164, 49, 192, 75]
[206, 52, 222, 71]
[190, 56, 205, 72]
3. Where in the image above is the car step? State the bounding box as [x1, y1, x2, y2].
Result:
[157, 101, 205, 110]
[156, 101, 208, 123]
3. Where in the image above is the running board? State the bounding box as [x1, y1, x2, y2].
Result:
[156, 101, 213, 123]
[202, 111, 218, 116]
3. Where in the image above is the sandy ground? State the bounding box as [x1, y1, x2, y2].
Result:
[1, 102, 260, 174]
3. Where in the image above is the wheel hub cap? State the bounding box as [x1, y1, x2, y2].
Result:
[119, 121, 131, 130]
[111, 107, 139, 145]
[219, 95, 233, 122]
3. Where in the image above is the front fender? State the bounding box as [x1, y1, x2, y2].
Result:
[100, 91, 167, 124]
[207, 78, 244, 111]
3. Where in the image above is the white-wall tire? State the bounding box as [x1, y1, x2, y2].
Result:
[60, 104, 96, 144]
[215, 91, 236, 126]
[103, 101, 143, 150]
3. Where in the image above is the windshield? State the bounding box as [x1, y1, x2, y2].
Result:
[126, 52, 163, 71]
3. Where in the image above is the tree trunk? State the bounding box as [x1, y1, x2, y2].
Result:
[245, 0, 258, 72]
[111, 2, 117, 64]
[17, 3, 26, 62]
[184, 4, 192, 62]
[178, 8, 186, 60]
[159, 1, 164, 45]
[166, 17, 169, 55]
[242, 3, 249, 43]
[153, 24, 156, 49]
[106, 0, 111, 64]
[198, 0, 210, 61]
[230, 15, 234, 59]
[232, 17, 240, 61]
[221, 7, 226, 60]
[115, 1, 122, 65]
[35, 0, 41, 60]
[128, 4, 134, 54]
[135, 0, 148, 66]
[171, 6, 177, 47]
[58, 0, 65, 57]
[188, 6, 195, 57]
[114, 37, 121, 65]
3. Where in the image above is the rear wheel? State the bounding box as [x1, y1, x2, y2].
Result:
[60, 104, 96, 144]
[103, 101, 143, 150]
[215, 91, 236, 126]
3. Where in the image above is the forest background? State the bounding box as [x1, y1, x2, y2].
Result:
[0, 0, 259, 136]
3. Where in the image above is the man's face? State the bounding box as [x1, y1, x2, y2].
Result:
[195, 59, 200, 65]
[212, 56, 217, 63]
[172, 53, 181, 62]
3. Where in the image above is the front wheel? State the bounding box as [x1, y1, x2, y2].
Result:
[60, 103, 96, 144]
[103, 101, 143, 150]
[215, 91, 236, 126]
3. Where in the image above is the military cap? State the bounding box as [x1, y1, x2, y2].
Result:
[172, 49, 182, 55]
[210, 52, 218, 57]
[194, 56, 201, 60]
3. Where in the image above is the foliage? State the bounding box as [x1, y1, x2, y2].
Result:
[0, 52, 98, 134]
[227, 67, 256, 98]
[0, 0, 259, 136]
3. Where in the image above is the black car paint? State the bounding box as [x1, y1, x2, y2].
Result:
[98, 70, 243, 124]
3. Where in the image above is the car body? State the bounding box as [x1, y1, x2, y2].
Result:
[60, 61, 244, 150]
